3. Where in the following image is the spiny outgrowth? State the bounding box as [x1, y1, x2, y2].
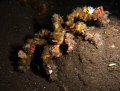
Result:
[44, 60, 58, 81]
[51, 29, 65, 45]
[46, 60, 58, 81]
[52, 13, 64, 30]
[18, 50, 27, 59]
[85, 32, 103, 48]
[38, 29, 50, 38]
[51, 14, 65, 45]
[66, 6, 110, 27]
[18, 39, 36, 72]
[82, 27, 103, 48]
[41, 49, 51, 61]
[18, 50, 32, 73]
[91, 33, 103, 48]
[41, 45, 58, 81]
[17, 36, 47, 72]
[49, 45, 62, 57]
[65, 33, 77, 53]
[70, 21, 87, 34]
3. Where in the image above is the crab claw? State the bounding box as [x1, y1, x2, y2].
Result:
[50, 45, 62, 57]
[65, 39, 77, 53]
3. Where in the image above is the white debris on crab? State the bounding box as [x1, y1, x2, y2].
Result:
[88, 6, 95, 15]
[65, 33, 77, 53]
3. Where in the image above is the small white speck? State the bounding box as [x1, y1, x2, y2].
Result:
[82, 30, 85, 33]
[111, 44, 115, 48]
[108, 63, 116, 67]
[44, 87, 46, 89]
[81, 47, 84, 49]
[91, 77, 94, 79]
[49, 70, 53, 74]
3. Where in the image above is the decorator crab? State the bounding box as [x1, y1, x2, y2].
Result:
[17, 6, 110, 81]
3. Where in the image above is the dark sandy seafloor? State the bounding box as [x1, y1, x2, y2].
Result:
[0, 0, 120, 91]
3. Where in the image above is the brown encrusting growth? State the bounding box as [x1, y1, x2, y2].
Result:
[66, 6, 110, 27]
